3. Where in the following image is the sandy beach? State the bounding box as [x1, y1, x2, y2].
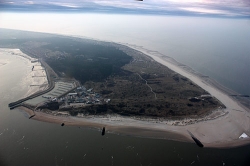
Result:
[9, 43, 250, 148]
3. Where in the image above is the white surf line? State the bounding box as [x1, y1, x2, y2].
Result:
[136, 73, 157, 99]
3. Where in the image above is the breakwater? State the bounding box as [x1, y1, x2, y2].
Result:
[9, 81, 55, 109]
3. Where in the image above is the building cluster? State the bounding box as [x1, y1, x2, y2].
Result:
[58, 86, 103, 106]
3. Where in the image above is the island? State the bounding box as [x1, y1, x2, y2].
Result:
[1, 28, 250, 148]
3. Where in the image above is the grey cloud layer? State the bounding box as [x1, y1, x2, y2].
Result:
[0, 0, 249, 17]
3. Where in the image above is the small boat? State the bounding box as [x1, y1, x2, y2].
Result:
[102, 127, 105, 136]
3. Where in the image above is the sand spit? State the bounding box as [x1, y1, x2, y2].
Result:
[7, 43, 250, 148]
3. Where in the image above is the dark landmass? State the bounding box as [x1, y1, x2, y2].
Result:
[79, 44, 224, 118]
[0, 28, 131, 83]
[0, 28, 224, 119]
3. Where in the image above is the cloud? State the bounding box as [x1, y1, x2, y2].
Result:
[48, 2, 80, 8]
[92, 0, 156, 10]
[179, 7, 237, 16]
[0, 0, 249, 18]
[24, 1, 34, 5]
[5, 1, 14, 4]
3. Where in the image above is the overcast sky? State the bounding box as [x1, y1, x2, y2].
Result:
[0, 0, 250, 18]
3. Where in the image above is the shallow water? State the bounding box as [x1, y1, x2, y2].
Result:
[1, 46, 250, 166]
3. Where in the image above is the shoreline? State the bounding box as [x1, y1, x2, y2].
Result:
[6, 38, 250, 148]
[20, 106, 190, 142]
[20, 106, 250, 148]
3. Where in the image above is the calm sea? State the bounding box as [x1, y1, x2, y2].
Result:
[1, 40, 250, 166]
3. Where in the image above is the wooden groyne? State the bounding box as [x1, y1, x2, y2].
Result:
[9, 57, 55, 109]
[102, 127, 106, 136]
[187, 130, 204, 148]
